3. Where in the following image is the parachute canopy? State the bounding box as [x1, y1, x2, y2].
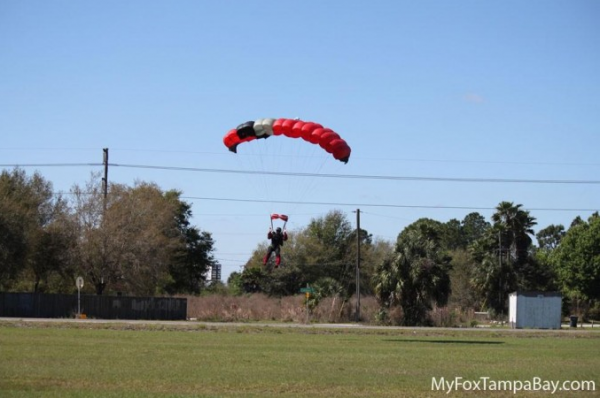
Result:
[223, 118, 351, 163]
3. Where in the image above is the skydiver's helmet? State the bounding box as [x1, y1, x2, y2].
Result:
[276, 227, 282, 233]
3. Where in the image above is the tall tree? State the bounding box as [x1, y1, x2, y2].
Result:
[441, 212, 490, 251]
[442, 218, 464, 250]
[374, 218, 451, 326]
[0, 196, 27, 289]
[27, 213, 74, 293]
[492, 201, 537, 265]
[470, 225, 518, 316]
[471, 202, 547, 316]
[242, 210, 389, 298]
[461, 212, 490, 246]
[551, 213, 600, 301]
[447, 249, 478, 310]
[536, 224, 565, 251]
[69, 175, 184, 295]
[0, 169, 69, 292]
[69, 175, 107, 294]
[164, 190, 218, 295]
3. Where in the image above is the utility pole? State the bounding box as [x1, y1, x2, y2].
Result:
[102, 148, 109, 211]
[355, 208, 361, 322]
[499, 229, 502, 319]
[99, 148, 109, 296]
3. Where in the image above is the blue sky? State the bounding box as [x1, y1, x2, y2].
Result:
[1, 1, 599, 282]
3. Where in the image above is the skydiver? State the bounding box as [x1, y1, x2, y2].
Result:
[263, 227, 288, 268]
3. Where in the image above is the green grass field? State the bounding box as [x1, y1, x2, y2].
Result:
[0, 321, 598, 397]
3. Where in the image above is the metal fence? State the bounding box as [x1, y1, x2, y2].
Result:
[0, 293, 187, 320]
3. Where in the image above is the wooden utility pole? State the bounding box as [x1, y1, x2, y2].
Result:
[355, 208, 361, 322]
[98, 148, 109, 296]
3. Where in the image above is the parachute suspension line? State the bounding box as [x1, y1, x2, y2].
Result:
[284, 143, 330, 218]
[255, 139, 274, 210]
[237, 142, 274, 226]
[279, 141, 305, 219]
[223, 117, 352, 229]
[235, 141, 267, 208]
[275, 131, 288, 217]
[256, 138, 274, 215]
[271, 129, 301, 219]
[282, 136, 299, 217]
[268, 144, 281, 220]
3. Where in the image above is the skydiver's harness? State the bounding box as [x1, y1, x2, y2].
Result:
[268, 230, 286, 248]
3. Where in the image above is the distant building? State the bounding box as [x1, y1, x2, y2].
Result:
[509, 291, 562, 329]
[207, 264, 221, 283]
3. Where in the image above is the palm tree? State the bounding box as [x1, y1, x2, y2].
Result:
[470, 225, 518, 317]
[471, 202, 539, 317]
[374, 219, 451, 326]
[492, 201, 536, 264]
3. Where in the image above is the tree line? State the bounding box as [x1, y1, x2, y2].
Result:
[232, 205, 599, 325]
[2, 168, 598, 326]
[0, 169, 218, 296]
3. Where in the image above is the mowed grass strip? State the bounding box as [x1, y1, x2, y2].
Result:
[0, 322, 598, 398]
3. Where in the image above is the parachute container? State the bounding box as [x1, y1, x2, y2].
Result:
[271, 214, 289, 222]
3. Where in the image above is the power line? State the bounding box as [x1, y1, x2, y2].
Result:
[3, 161, 599, 184]
[111, 163, 600, 185]
[182, 196, 598, 213]
[358, 156, 600, 167]
[3, 147, 600, 167]
[0, 163, 102, 168]
[0, 148, 99, 152]
[53, 191, 592, 214]
[59, 190, 596, 213]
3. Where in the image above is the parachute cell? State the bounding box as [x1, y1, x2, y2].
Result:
[236, 121, 255, 138]
[330, 139, 351, 161]
[289, 121, 305, 139]
[253, 118, 275, 138]
[223, 129, 257, 152]
[272, 118, 286, 136]
[223, 129, 239, 152]
[309, 127, 329, 145]
[300, 122, 322, 142]
[280, 119, 296, 137]
[318, 131, 341, 153]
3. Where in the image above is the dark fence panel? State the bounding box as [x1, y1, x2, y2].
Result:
[0, 293, 187, 320]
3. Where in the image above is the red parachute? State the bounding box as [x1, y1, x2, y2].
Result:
[223, 118, 351, 163]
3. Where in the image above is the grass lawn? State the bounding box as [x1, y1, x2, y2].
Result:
[0, 321, 598, 397]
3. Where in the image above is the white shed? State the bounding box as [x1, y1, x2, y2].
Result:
[508, 291, 562, 329]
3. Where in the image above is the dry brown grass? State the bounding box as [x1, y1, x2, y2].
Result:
[185, 294, 478, 326]
[186, 294, 305, 322]
[429, 305, 478, 327]
[186, 294, 381, 323]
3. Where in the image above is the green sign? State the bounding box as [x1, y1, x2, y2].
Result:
[300, 287, 314, 293]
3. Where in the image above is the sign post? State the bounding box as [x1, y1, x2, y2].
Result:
[76, 276, 84, 318]
[300, 285, 314, 324]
